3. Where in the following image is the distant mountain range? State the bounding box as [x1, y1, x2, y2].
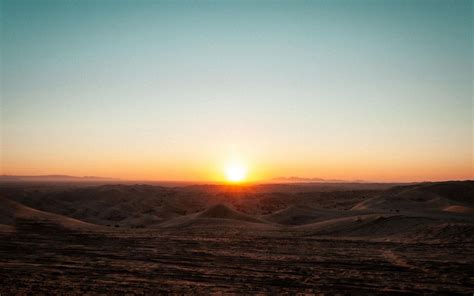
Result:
[0, 175, 370, 184]
[0, 175, 120, 182]
[272, 177, 367, 183]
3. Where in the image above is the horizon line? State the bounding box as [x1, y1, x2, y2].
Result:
[0, 174, 472, 185]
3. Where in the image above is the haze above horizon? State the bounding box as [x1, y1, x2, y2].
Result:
[1, 0, 472, 182]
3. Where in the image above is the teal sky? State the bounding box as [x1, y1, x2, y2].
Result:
[1, 0, 472, 181]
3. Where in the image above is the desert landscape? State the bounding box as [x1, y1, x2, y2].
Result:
[0, 180, 473, 294]
[2, 0, 472, 294]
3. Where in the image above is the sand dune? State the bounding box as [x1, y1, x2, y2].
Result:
[119, 204, 187, 228]
[0, 196, 98, 230]
[160, 204, 267, 228]
[443, 205, 474, 214]
[261, 205, 355, 225]
[198, 204, 263, 222]
[351, 181, 474, 212]
[1, 181, 472, 234]
[5, 185, 182, 227]
[298, 214, 439, 238]
[296, 211, 474, 243]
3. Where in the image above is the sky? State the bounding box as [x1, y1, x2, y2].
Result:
[0, 0, 472, 182]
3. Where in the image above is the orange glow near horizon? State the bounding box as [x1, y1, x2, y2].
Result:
[1, 152, 472, 183]
[1, 141, 472, 183]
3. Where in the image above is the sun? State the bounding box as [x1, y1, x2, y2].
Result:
[225, 163, 248, 183]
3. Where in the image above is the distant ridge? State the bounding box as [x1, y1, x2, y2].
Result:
[0, 175, 120, 182]
[272, 176, 362, 183]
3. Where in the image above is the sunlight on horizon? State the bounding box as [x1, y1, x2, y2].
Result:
[224, 162, 248, 183]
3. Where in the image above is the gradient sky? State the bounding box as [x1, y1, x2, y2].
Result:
[1, 0, 472, 182]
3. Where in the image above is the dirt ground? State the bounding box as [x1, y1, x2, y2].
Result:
[1, 220, 472, 295]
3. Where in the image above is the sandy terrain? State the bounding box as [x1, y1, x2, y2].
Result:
[0, 181, 473, 294]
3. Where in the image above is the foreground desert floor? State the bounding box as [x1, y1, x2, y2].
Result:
[0, 181, 473, 294]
